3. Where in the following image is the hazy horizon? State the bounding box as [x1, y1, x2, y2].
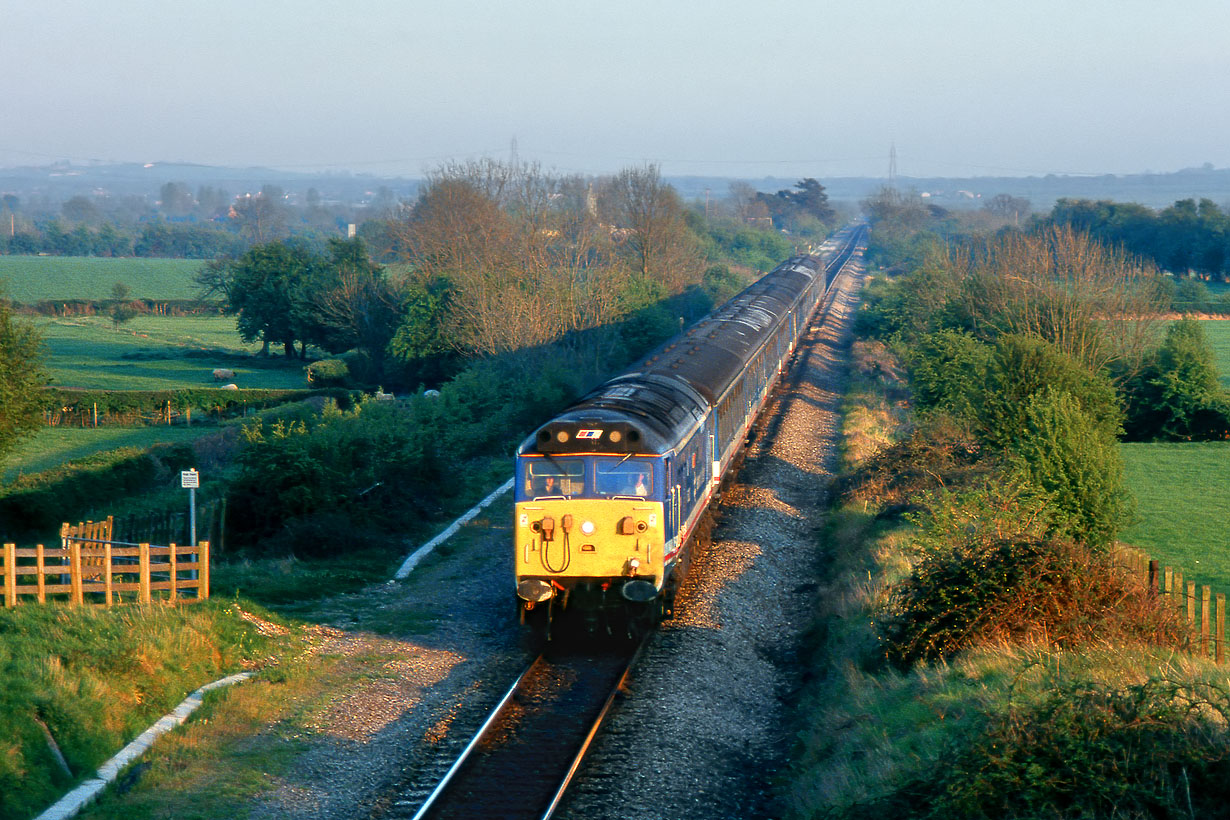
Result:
[4, 0, 1229, 180]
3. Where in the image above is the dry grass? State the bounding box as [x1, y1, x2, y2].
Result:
[840, 340, 911, 469]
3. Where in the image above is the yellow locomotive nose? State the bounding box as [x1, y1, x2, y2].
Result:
[515, 498, 664, 600]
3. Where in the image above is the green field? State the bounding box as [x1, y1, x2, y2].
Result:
[1199, 319, 1230, 390]
[2, 426, 214, 482]
[1120, 441, 1230, 592]
[0, 256, 205, 302]
[38, 315, 308, 390]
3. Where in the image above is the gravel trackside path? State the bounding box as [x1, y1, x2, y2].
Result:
[555, 256, 867, 820]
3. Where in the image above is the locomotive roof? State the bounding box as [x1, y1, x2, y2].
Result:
[519, 255, 825, 456]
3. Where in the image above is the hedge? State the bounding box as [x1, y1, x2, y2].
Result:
[40, 387, 359, 427]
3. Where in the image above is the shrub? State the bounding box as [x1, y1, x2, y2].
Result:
[863, 677, 1230, 819]
[906, 329, 993, 420]
[978, 334, 1123, 450]
[305, 358, 350, 387]
[877, 481, 1177, 668]
[1007, 387, 1133, 548]
[1122, 317, 1230, 440]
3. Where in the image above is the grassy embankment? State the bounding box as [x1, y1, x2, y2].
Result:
[0, 600, 300, 820]
[783, 337, 1229, 818]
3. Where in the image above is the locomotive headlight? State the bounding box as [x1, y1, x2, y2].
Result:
[581, 520, 596, 535]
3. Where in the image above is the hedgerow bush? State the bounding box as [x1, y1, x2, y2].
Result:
[1006, 388, 1133, 548]
[40, 387, 356, 426]
[855, 677, 1230, 819]
[1122, 317, 1230, 440]
[977, 334, 1123, 449]
[877, 482, 1180, 669]
[305, 358, 349, 387]
[906, 329, 992, 420]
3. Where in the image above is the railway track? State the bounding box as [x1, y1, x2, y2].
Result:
[383, 638, 645, 820]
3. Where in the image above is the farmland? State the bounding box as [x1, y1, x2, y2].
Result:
[38, 315, 307, 391]
[1113, 321, 1230, 594]
[1200, 318, 1230, 389]
[2, 426, 212, 482]
[0, 255, 205, 302]
[1120, 441, 1230, 593]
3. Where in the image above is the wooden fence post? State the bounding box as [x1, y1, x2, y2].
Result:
[3, 543, 15, 608]
[169, 543, 178, 603]
[104, 541, 113, 606]
[1218, 594, 1226, 665]
[70, 539, 83, 606]
[138, 543, 150, 604]
[36, 544, 45, 603]
[1148, 560, 1159, 596]
[1202, 586, 1212, 658]
[1188, 581, 1196, 628]
[199, 541, 210, 600]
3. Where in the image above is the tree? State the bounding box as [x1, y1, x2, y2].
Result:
[960, 226, 1165, 377]
[983, 193, 1030, 225]
[0, 293, 45, 469]
[756, 178, 836, 231]
[603, 163, 704, 292]
[213, 242, 320, 357]
[388, 160, 632, 358]
[109, 282, 139, 330]
[1122, 317, 1230, 440]
[230, 186, 289, 243]
[295, 238, 404, 380]
[159, 182, 195, 217]
[61, 195, 100, 225]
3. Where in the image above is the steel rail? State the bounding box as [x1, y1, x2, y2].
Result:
[537, 637, 648, 819]
[409, 655, 544, 820]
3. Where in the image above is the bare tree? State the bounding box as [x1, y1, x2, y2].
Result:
[390, 160, 630, 358]
[600, 163, 704, 292]
[960, 226, 1165, 376]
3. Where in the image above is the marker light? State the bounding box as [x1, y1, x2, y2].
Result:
[581, 520, 596, 535]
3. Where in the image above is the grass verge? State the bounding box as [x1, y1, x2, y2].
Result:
[0, 600, 297, 820]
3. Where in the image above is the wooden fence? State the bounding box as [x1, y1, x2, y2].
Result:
[1114, 544, 1226, 663]
[1, 518, 209, 607]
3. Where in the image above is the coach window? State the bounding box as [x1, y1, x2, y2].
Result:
[525, 459, 585, 497]
[595, 458, 654, 497]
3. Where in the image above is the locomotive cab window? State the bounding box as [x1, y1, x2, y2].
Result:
[525, 459, 585, 497]
[595, 458, 654, 497]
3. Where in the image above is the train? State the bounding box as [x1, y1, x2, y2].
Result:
[513, 226, 865, 634]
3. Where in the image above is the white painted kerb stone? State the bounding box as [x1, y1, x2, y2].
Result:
[36, 671, 254, 820]
[394, 477, 514, 579]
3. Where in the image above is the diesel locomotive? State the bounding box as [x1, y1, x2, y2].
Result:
[514, 227, 865, 632]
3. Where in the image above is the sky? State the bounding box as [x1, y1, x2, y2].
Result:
[3, 0, 1229, 180]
